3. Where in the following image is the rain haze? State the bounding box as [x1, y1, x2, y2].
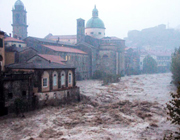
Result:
[1, 0, 180, 139]
[0, 0, 180, 38]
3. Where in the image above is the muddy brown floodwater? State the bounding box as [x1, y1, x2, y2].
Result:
[0, 73, 177, 140]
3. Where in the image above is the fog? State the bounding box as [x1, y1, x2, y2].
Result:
[0, 0, 180, 38]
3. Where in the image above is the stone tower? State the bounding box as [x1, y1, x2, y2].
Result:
[12, 0, 28, 40]
[77, 18, 85, 43]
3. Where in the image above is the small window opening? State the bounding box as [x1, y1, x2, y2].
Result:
[90, 32, 94, 34]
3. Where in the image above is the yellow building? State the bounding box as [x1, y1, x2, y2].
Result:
[0, 31, 5, 71]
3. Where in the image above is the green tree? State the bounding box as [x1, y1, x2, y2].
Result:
[171, 47, 180, 86]
[143, 55, 157, 74]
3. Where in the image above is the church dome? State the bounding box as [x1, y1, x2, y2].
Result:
[86, 17, 105, 29]
[14, 0, 24, 7]
[86, 5, 105, 29]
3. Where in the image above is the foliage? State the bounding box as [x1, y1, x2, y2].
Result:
[92, 70, 121, 85]
[171, 47, 180, 86]
[143, 55, 157, 74]
[165, 84, 180, 139]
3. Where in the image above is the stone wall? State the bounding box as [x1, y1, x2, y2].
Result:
[35, 87, 80, 107]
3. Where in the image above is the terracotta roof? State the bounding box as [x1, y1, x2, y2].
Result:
[43, 45, 87, 54]
[5, 37, 24, 43]
[38, 54, 65, 65]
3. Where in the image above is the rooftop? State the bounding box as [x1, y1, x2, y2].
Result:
[26, 36, 75, 47]
[5, 37, 24, 43]
[38, 54, 65, 65]
[43, 45, 87, 54]
[6, 61, 74, 70]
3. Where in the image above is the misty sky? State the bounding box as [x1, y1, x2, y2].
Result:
[0, 0, 180, 39]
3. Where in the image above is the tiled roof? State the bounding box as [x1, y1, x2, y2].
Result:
[38, 54, 65, 65]
[43, 45, 87, 54]
[5, 37, 24, 43]
[26, 36, 75, 47]
[6, 61, 74, 70]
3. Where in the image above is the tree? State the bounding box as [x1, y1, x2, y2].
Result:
[143, 55, 157, 74]
[165, 85, 180, 139]
[171, 47, 180, 86]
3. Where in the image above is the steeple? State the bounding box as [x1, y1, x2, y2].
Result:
[92, 5, 98, 17]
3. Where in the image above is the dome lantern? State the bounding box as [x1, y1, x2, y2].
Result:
[14, 0, 24, 7]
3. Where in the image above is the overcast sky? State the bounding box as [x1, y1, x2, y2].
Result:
[0, 0, 180, 39]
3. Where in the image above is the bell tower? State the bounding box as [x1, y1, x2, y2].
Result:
[12, 0, 28, 40]
[77, 18, 85, 43]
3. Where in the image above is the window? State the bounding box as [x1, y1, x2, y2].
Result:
[43, 78, 48, 87]
[65, 56, 68, 61]
[53, 74, 57, 86]
[22, 91, 26, 97]
[19, 44, 21, 47]
[98, 32, 101, 35]
[61, 72, 65, 86]
[68, 73, 72, 84]
[8, 93, 13, 99]
[91, 32, 94, 34]
[0, 38, 3, 48]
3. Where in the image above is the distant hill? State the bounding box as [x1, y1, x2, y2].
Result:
[125, 24, 180, 49]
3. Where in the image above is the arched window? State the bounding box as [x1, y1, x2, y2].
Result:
[68, 71, 73, 87]
[53, 71, 58, 86]
[103, 54, 108, 58]
[61, 71, 66, 87]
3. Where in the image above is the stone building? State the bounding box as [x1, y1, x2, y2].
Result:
[2, 57, 80, 115]
[12, 0, 28, 39]
[124, 47, 140, 75]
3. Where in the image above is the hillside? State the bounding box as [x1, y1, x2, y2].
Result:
[125, 24, 180, 49]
